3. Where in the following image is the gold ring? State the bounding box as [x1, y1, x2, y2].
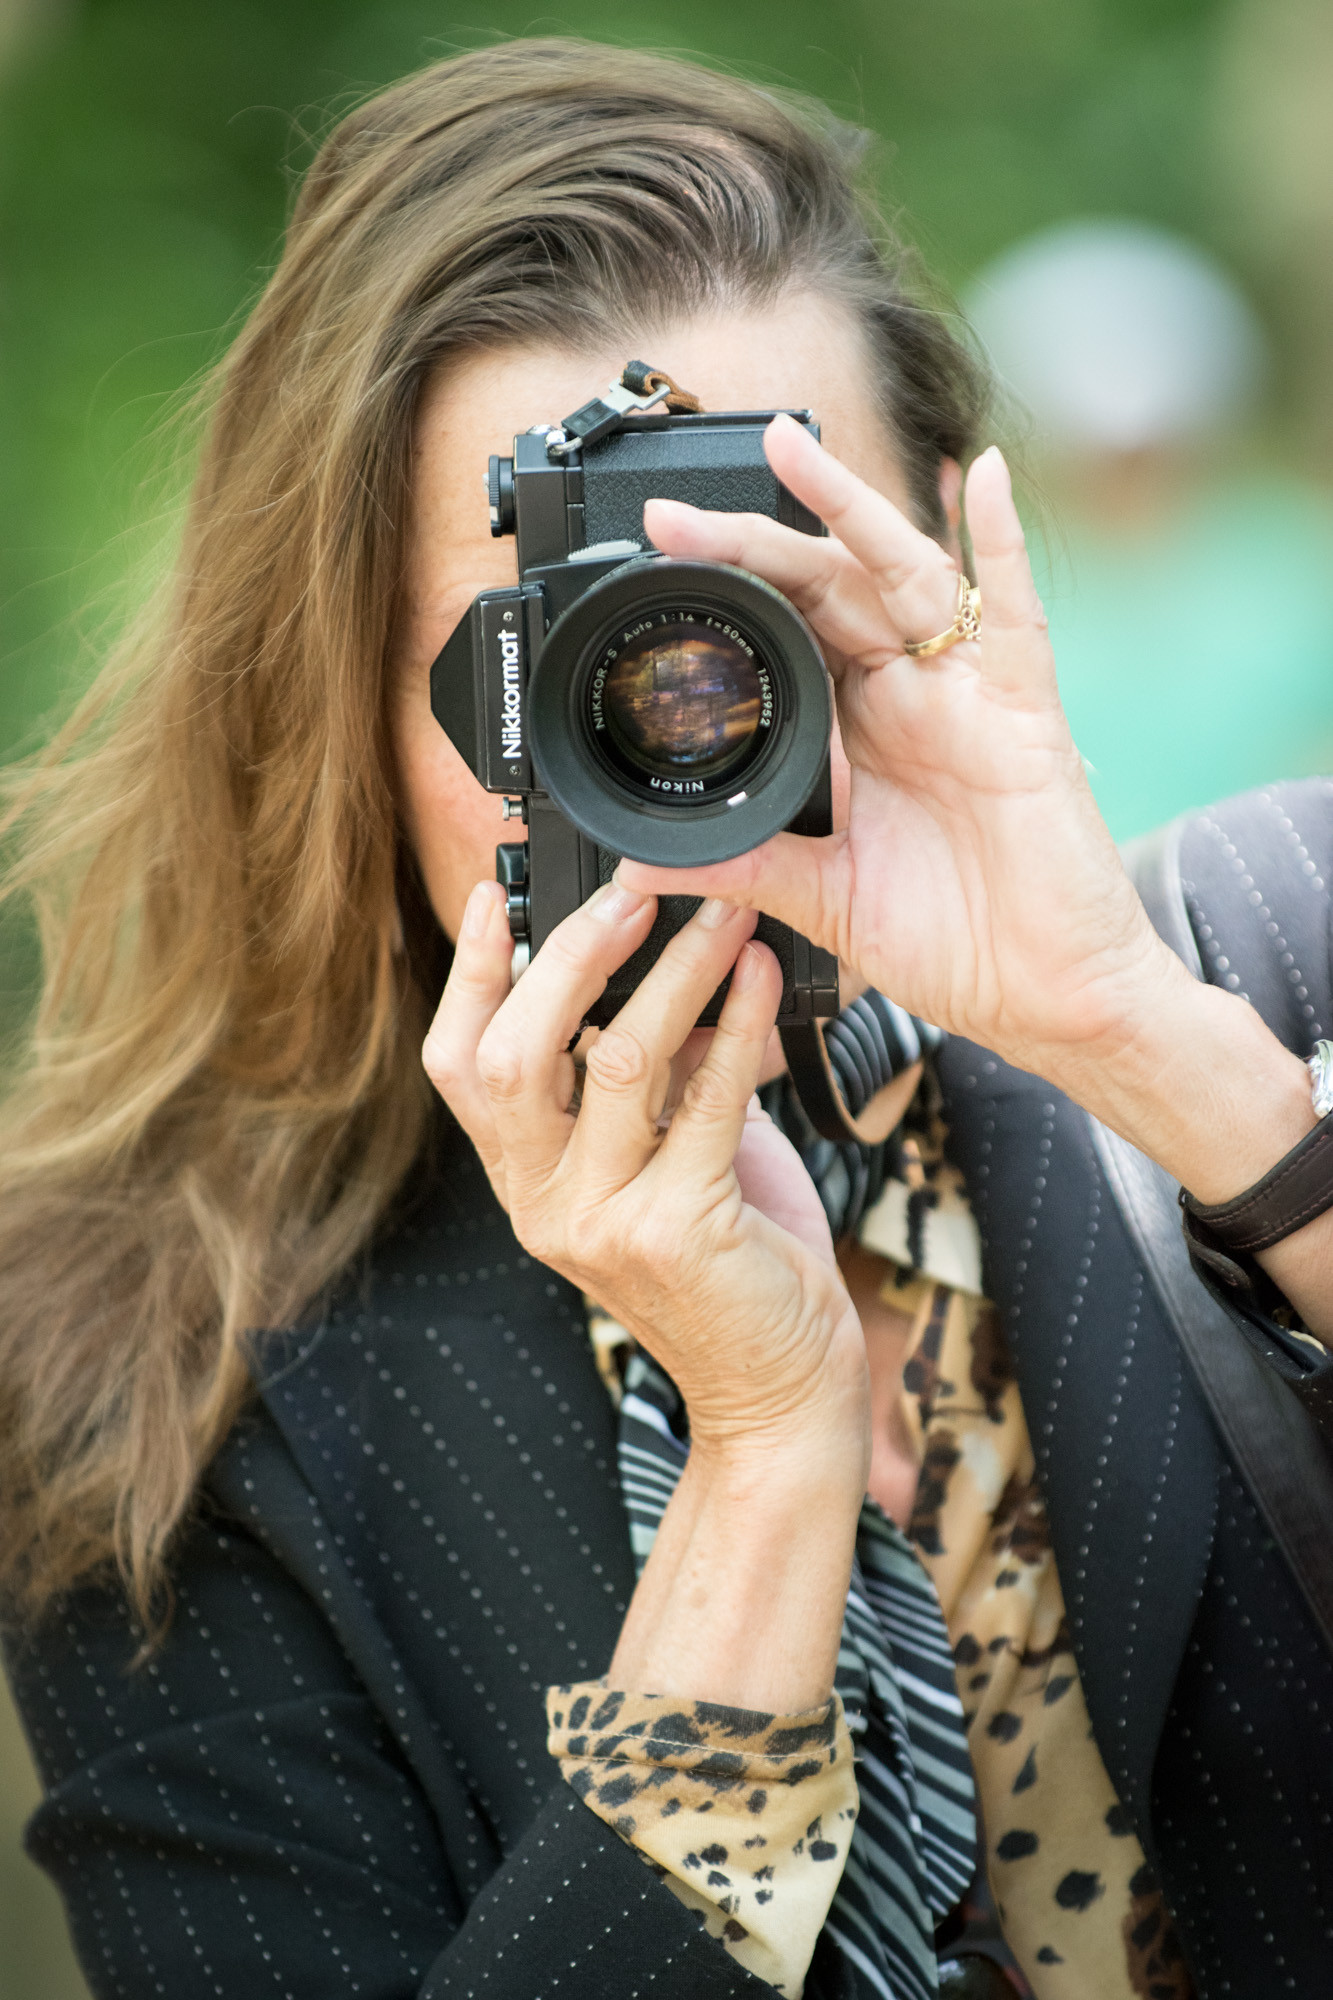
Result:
[904, 572, 982, 658]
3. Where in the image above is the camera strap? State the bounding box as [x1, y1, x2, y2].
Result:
[780, 1004, 936, 1147]
[546, 362, 703, 457]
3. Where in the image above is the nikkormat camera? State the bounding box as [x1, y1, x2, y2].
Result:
[430, 362, 840, 1032]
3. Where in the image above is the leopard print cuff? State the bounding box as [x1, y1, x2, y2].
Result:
[546, 1682, 858, 1998]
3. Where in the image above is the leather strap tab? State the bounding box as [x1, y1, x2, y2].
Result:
[620, 360, 702, 412]
[1183, 1110, 1333, 1252]
[778, 1021, 920, 1145]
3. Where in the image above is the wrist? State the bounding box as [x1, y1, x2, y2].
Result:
[609, 1414, 866, 1711]
[1042, 961, 1314, 1204]
[687, 1423, 870, 1512]
[684, 1334, 872, 1498]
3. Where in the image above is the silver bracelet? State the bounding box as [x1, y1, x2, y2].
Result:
[1309, 1040, 1333, 1118]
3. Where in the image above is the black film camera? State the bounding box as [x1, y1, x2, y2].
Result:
[430, 362, 840, 1035]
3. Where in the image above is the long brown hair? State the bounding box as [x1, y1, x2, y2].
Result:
[0, 38, 985, 1631]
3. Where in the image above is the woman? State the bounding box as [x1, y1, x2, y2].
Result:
[1, 39, 1330, 2000]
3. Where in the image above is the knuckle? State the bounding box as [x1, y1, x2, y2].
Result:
[544, 922, 597, 975]
[679, 1060, 739, 1123]
[563, 1200, 612, 1271]
[628, 1212, 682, 1277]
[636, 1195, 712, 1280]
[988, 589, 1047, 635]
[801, 563, 841, 619]
[450, 962, 503, 1003]
[421, 1039, 461, 1098]
[474, 1025, 526, 1103]
[583, 1026, 652, 1095]
[726, 511, 772, 553]
[503, 1178, 566, 1259]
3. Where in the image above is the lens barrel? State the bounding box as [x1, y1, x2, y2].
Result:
[527, 558, 830, 865]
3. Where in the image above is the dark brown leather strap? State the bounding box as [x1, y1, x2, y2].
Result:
[1182, 1111, 1333, 1252]
[778, 1021, 921, 1145]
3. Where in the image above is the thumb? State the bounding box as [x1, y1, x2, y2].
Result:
[733, 1103, 837, 1267]
[615, 828, 842, 959]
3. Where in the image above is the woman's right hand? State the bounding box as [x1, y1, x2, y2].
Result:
[422, 877, 870, 1467]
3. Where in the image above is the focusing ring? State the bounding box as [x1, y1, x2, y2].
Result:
[527, 558, 831, 867]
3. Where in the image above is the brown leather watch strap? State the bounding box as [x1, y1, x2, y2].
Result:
[1182, 1108, 1333, 1253]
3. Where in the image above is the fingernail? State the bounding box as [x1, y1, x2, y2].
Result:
[462, 880, 500, 941]
[695, 897, 734, 929]
[732, 941, 762, 988]
[586, 880, 650, 926]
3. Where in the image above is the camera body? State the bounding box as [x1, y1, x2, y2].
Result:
[430, 397, 840, 1029]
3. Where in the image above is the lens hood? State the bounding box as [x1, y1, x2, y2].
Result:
[527, 557, 831, 866]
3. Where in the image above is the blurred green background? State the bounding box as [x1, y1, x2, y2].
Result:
[2, 1, 1332, 1994]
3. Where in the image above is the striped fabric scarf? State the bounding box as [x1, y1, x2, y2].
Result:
[619, 1356, 976, 1999]
[618, 991, 977, 1999]
[758, 992, 943, 1243]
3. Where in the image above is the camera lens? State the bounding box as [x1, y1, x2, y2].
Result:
[528, 558, 830, 867]
[597, 617, 765, 788]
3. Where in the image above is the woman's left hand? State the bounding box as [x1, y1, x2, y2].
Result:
[619, 421, 1333, 1345]
[618, 416, 1179, 1101]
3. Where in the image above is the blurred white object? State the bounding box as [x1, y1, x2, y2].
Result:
[966, 219, 1267, 451]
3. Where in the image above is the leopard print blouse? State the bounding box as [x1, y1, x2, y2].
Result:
[548, 1685, 859, 1995]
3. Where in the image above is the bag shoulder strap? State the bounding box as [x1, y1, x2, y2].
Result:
[1093, 821, 1333, 1653]
[1087, 1118, 1333, 1654]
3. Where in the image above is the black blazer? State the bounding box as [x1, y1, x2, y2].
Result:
[7, 1125, 798, 1998]
[5, 780, 1333, 1999]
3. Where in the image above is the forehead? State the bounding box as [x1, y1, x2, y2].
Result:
[404, 294, 906, 639]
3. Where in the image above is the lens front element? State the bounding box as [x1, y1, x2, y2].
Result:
[595, 614, 767, 793]
[528, 558, 830, 867]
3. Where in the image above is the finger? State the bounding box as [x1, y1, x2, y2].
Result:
[963, 446, 1059, 699]
[762, 413, 962, 647]
[614, 835, 847, 968]
[643, 496, 890, 670]
[733, 1106, 838, 1266]
[473, 879, 657, 1185]
[570, 900, 758, 1189]
[646, 421, 962, 663]
[654, 939, 785, 1182]
[421, 880, 512, 1181]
